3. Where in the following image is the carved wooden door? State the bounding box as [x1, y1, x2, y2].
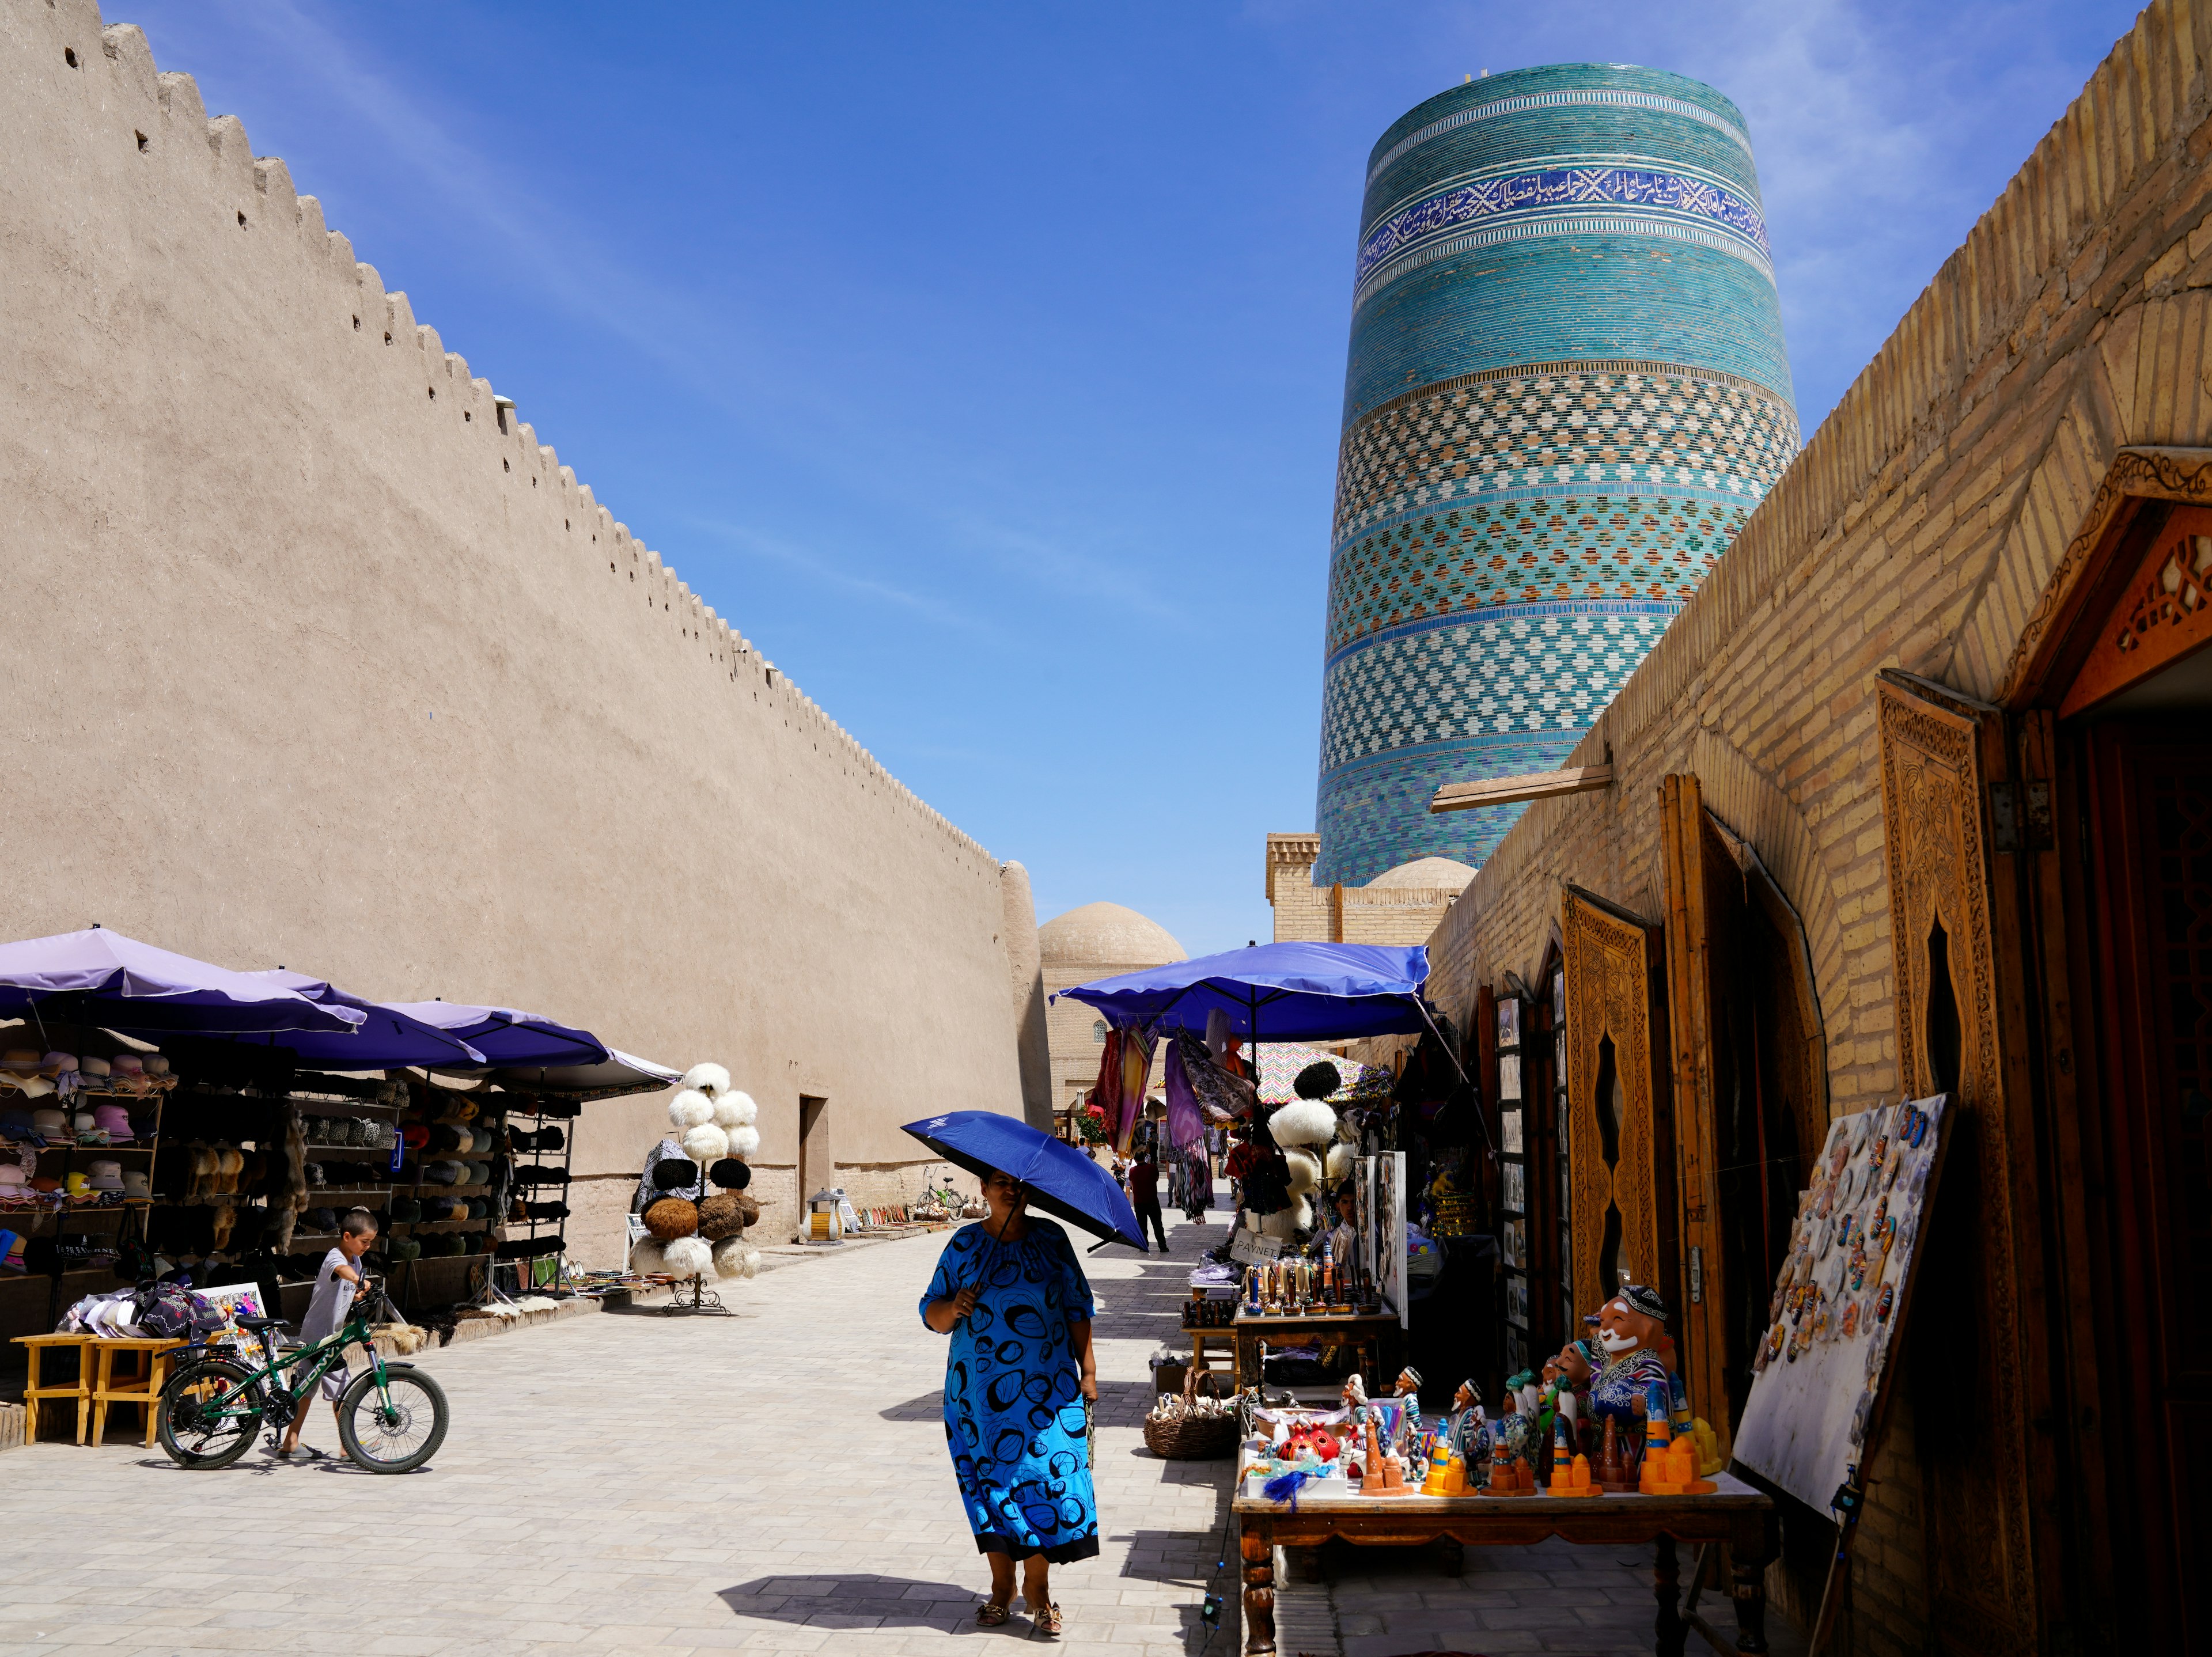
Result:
[1560, 886, 1675, 1322]
[1874, 674, 2039, 1655]
[1660, 773, 1738, 1454]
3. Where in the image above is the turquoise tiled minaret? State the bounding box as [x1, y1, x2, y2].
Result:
[1313, 65, 1798, 886]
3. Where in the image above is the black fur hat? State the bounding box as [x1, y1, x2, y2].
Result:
[652, 1158, 701, 1191]
[709, 1158, 752, 1190]
[1293, 1060, 1343, 1100]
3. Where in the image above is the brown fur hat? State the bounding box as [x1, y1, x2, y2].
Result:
[643, 1196, 699, 1241]
[697, 1192, 749, 1242]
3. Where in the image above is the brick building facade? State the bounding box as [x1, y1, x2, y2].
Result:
[1403, 4, 2212, 1650]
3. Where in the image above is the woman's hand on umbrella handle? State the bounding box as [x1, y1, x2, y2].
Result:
[950, 1284, 980, 1321]
[1080, 1373, 1099, 1403]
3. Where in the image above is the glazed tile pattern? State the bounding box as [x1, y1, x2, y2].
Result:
[1314, 65, 1797, 888]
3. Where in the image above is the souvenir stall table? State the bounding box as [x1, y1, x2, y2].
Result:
[1232, 1450, 1774, 1657]
[1231, 1307, 1399, 1393]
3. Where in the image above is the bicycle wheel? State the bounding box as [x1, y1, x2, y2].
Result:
[155, 1356, 266, 1469]
[336, 1363, 448, 1473]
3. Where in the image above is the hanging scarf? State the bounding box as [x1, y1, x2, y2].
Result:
[1097, 1027, 1157, 1158]
[1161, 1037, 1206, 1154]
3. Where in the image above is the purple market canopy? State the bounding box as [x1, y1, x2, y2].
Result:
[1053, 941, 1434, 1042]
[204, 970, 491, 1071]
[0, 928, 364, 1034]
[384, 1001, 613, 1069]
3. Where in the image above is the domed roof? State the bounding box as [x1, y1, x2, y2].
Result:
[1038, 902, 1187, 968]
[1365, 856, 1477, 890]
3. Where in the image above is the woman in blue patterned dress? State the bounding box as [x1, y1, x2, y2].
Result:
[921, 1168, 1099, 1639]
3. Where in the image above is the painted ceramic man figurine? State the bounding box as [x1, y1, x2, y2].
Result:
[1393, 1366, 1423, 1450]
[1585, 1284, 1673, 1463]
[1446, 1377, 1488, 1464]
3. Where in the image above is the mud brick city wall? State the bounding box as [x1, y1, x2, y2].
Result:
[0, 2, 1044, 1263]
[1418, 2, 2212, 1650]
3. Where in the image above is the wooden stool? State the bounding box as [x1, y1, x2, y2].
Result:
[1190, 1329, 1233, 1374]
[13, 1333, 93, 1445]
[90, 1337, 187, 1447]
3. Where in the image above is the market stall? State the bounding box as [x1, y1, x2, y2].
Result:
[1, 929, 681, 1438]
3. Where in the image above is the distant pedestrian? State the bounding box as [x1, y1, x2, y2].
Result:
[1130, 1150, 1168, 1252]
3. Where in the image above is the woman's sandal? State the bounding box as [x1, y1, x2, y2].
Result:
[976, 1601, 1013, 1627]
[1030, 1602, 1063, 1640]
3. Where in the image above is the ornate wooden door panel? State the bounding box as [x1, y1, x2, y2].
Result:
[1874, 675, 2037, 1654]
[1660, 773, 1736, 1454]
[2082, 726, 2209, 1653]
[1561, 885, 1674, 1321]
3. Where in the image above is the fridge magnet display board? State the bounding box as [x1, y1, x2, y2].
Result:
[1732, 1093, 1952, 1511]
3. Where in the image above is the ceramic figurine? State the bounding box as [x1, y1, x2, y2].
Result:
[1586, 1284, 1674, 1446]
[1393, 1366, 1424, 1447]
[1596, 1412, 1633, 1493]
[1446, 1378, 1488, 1465]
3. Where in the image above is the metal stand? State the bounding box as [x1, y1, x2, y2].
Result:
[661, 1273, 731, 1316]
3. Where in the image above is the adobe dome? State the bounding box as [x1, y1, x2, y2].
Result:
[1038, 902, 1187, 968]
[1365, 856, 1476, 890]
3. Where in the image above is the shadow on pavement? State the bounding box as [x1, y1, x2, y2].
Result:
[718, 1573, 983, 1632]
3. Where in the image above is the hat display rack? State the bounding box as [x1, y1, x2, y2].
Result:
[0, 1030, 180, 1327]
[492, 1091, 579, 1299]
[630, 1062, 760, 1315]
[379, 1080, 506, 1312]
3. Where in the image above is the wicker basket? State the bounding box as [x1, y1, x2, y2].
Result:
[1143, 1367, 1240, 1461]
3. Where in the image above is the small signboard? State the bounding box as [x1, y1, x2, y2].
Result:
[1229, 1228, 1283, 1267]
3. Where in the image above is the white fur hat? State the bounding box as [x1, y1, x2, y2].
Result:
[711, 1089, 757, 1130]
[1325, 1142, 1354, 1183]
[667, 1090, 714, 1131]
[1283, 1147, 1321, 1198]
[628, 1237, 666, 1276]
[662, 1235, 711, 1280]
[1257, 1203, 1303, 1241]
[725, 1125, 760, 1159]
[680, 1123, 729, 1166]
[1268, 1099, 1339, 1150]
[711, 1235, 749, 1279]
[680, 1062, 731, 1097]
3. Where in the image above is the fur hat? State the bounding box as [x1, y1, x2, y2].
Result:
[697, 1192, 749, 1241]
[709, 1158, 752, 1190]
[1324, 1142, 1354, 1183]
[667, 1090, 714, 1131]
[725, 1125, 760, 1159]
[628, 1237, 666, 1276]
[680, 1062, 732, 1097]
[712, 1090, 757, 1129]
[651, 1157, 701, 1192]
[661, 1235, 711, 1280]
[711, 1235, 755, 1279]
[679, 1124, 729, 1167]
[1282, 1147, 1321, 1198]
[1268, 1098, 1339, 1150]
[643, 1196, 699, 1241]
[1294, 1060, 1343, 1100]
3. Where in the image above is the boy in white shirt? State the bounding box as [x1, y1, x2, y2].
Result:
[274, 1209, 377, 1461]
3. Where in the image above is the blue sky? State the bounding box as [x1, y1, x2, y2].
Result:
[124, 0, 2135, 956]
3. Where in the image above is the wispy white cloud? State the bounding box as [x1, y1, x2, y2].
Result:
[682, 519, 992, 639]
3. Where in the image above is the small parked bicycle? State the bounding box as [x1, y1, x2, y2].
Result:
[153, 1275, 449, 1473]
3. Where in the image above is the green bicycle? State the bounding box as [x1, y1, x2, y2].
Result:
[153, 1275, 449, 1473]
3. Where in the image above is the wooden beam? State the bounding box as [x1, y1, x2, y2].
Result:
[1427, 764, 1613, 813]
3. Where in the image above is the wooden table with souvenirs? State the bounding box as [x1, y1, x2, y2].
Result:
[1230, 1309, 1399, 1391]
[1231, 1290, 1775, 1657]
[1232, 1447, 1773, 1657]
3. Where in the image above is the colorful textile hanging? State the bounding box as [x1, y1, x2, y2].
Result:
[1160, 1038, 1206, 1154]
[1112, 1029, 1156, 1157]
[1255, 1042, 1376, 1105]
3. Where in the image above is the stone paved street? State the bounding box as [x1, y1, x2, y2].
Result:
[1, 1209, 1801, 1657]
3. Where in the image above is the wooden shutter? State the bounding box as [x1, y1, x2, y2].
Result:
[1660, 773, 1738, 1455]
[1560, 885, 1675, 1322]
[1874, 672, 2039, 1654]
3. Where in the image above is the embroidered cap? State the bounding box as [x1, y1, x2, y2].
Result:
[1618, 1283, 1669, 1322]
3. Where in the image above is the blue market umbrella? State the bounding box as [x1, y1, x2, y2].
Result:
[900, 1110, 1142, 1250]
